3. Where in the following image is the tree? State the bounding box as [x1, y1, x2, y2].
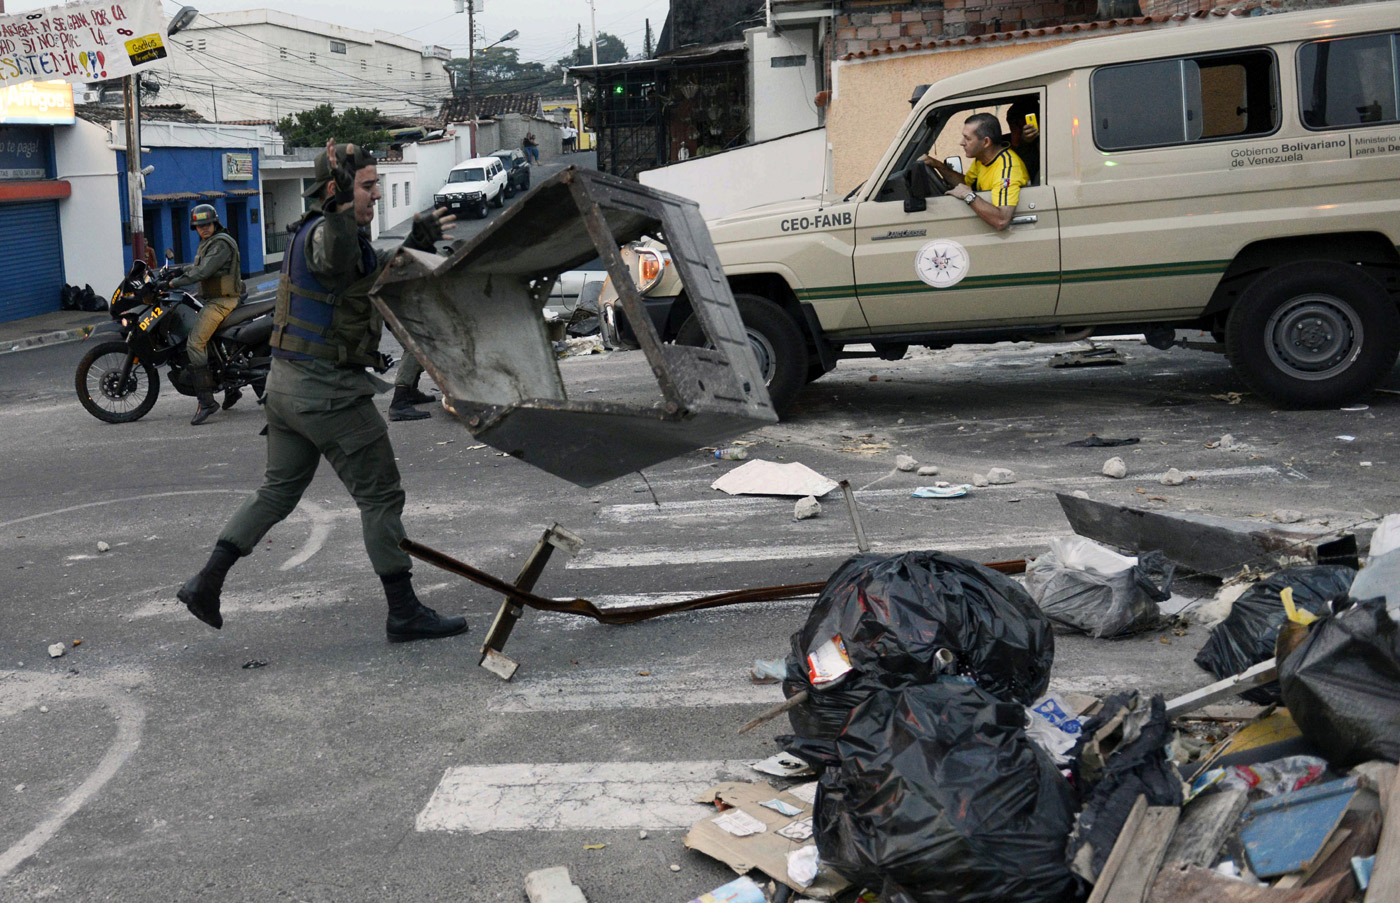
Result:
[275, 104, 391, 151]
[445, 46, 551, 96]
[557, 32, 629, 69]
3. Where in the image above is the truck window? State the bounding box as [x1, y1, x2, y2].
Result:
[877, 93, 1041, 202]
[1299, 33, 1399, 129]
[1092, 50, 1277, 150]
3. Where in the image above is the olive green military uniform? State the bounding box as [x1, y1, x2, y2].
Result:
[215, 199, 421, 576]
[171, 230, 243, 370]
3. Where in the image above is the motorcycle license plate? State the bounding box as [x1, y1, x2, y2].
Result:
[137, 306, 163, 331]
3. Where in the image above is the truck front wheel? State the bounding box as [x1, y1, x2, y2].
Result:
[1225, 261, 1399, 408]
[676, 293, 808, 415]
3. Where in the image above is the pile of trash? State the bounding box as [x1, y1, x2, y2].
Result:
[675, 520, 1400, 903]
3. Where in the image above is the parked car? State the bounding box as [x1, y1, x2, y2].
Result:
[597, 4, 1400, 415]
[490, 148, 532, 197]
[433, 156, 508, 218]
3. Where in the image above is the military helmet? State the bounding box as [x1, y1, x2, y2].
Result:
[190, 204, 220, 228]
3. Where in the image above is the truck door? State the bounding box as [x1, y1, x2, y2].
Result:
[853, 91, 1060, 330]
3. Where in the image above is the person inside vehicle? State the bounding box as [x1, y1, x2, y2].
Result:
[169, 204, 244, 424]
[1006, 99, 1040, 184]
[920, 112, 1029, 232]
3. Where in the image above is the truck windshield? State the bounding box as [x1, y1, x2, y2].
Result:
[449, 168, 485, 183]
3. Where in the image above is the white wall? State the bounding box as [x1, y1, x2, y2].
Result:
[54, 119, 125, 292]
[111, 121, 276, 152]
[152, 10, 448, 122]
[747, 26, 822, 143]
[639, 128, 831, 221]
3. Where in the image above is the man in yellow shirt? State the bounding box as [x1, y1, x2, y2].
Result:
[922, 112, 1029, 232]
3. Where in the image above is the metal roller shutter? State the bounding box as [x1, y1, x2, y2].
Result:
[0, 200, 63, 323]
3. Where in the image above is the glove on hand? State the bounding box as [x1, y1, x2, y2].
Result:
[407, 211, 445, 252]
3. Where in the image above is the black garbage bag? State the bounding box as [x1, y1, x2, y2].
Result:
[816, 680, 1078, 903]
[1067, 691, 1183, 881]
[1024, 538, 1175, 638]
[1279, 597, 1400, 767]
[782, 551, 1055, 741]
[1194, 565, 1354, 704]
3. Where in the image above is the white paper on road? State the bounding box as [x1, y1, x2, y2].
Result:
[713, 809, 767, 837]
[711, 460, 838, 498]
[416, 760, 752, 834]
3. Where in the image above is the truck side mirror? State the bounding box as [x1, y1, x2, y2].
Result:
[944, 156, 964, 174]
[165, 248, 175, 260]
[904, 197, 927, 214]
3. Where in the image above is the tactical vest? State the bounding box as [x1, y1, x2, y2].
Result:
[196, 231, 244, 299]
[270, 214, 384, 369]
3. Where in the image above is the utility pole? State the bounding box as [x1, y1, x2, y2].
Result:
[128, 6, 199, 265]
[467, 0, 475, 100]
[644, 19, 652, 58]
[589, 0, 598, 68]
[124, 74, 145, 265]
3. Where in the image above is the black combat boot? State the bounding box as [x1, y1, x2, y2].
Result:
[221, 387, 243, 410]
[388, 385, 430, 422]
[382, 571, 468, 642]
[189, 367, 219, 425]
[405, 384, 435, 405]
[176, 540, 240, 629]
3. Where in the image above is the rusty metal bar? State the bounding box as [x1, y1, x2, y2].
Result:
[479, 524, 583, 680]
[402, 538, 1027, 626]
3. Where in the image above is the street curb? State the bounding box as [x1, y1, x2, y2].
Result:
[2, 324, 101, 356]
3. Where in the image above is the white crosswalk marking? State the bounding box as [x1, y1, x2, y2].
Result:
[597, 465, 1287, 526]
[568, 531, 1062, 569]
[415, 760, 754, 833]
[488, 665, 784, 713]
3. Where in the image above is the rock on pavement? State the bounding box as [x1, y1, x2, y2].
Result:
[896, 454, 918, 472]
[794, 496, 821, 520]
[1103, 457, 1127, 479]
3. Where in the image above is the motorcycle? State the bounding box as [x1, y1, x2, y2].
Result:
[74, 255, 275, 423]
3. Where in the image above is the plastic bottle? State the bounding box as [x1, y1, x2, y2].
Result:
[714, 446, 748, 460]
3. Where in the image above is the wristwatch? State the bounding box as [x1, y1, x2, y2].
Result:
[963, 192, 977, 206]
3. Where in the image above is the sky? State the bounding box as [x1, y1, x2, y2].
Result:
[7, 0, 672, 66]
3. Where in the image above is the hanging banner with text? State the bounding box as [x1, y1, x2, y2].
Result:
[0, 0, 169, 89]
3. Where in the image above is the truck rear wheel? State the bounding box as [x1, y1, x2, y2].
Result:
[1225, 261, 1399, 408]
[676, 293, 808, 415]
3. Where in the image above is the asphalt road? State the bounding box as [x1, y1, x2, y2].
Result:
[2, 307, 1398, 899]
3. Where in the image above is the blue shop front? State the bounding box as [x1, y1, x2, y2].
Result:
[116, 145, 264, 277]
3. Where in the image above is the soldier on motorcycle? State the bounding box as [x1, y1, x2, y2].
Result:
[169, 204, 244, 425]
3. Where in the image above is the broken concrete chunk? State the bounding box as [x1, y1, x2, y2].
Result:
[917, 465, 940, 477]
[525, 866, 588, 903]
[47, 643, 64, 659]
[896, 454, 918, 472]
[1102, 457, 1127, 479]
[1273, 509, 1304, 524]
[794, 496, 821, 520]
[96, 541, 110, 553]
[986, 467, 1016, 485]
[1160, 468, 1186, 486]
[972, 473, 990, 488]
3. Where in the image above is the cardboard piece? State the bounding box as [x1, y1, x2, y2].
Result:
[684, 781, 848, 898]
[711, 460, 839, 498]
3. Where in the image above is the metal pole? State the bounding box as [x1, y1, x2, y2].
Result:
[839, 479, 870, 553]
[574, 78, 584, 151]
[467, 0, 475, 99]
[124, 75, 147, 265]
[589, 0, 598, 68]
